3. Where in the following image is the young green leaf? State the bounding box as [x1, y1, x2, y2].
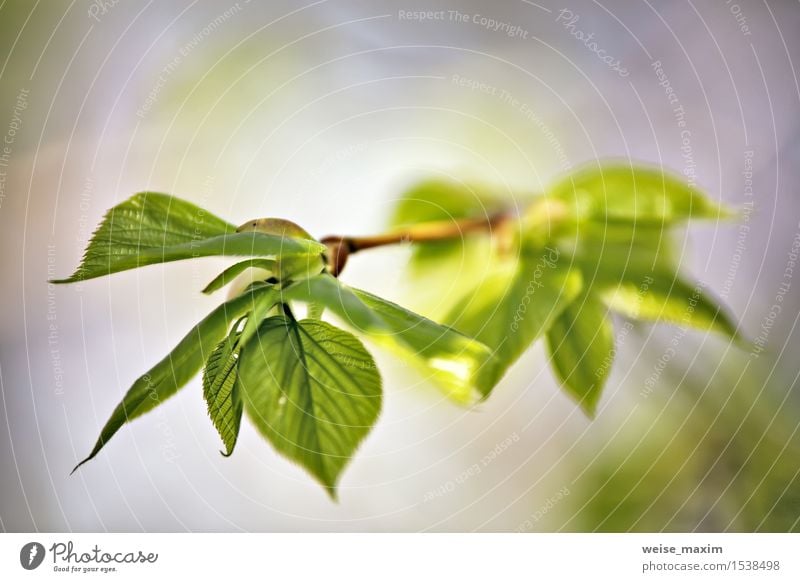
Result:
[203, 327, 244, 456]
[564, 222, 677, 285]
[391, 179, 507, 228]
[202, 259, 276, 294]
[283, 274, 501, 404]
[444, 251, 584, 377]
[72, 287, 272, 472]
[548, 164, 731, 225]
[546, 292, 614, 417]
[238, 285, 281, 346]
[238, 317, 382, 499]
[597, 267, 740, 341]
[352, 288, 501, 404]
[52, 192, 325, 283]
[307, 301, 325, 320]
[281, 274, 386, 334]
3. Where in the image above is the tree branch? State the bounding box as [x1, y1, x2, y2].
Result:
[320, 211, 511, 276]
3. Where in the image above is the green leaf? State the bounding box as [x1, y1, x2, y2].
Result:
[203, 327, 244, 456]
[239, 317, 382, 498]
[550, 206, 741, 343]
[273, 254, 326, 283]
[52, 192, 325, 283]
[444, 249, 584, 377]
[390, 179, 506, 227]
[307, 301, 325, 320]
[546, 292, 614, 417]
[238, 284, 281, 346]
[352, 288, 501, 404]
[72, 287, 272, 472]
[548, 164, 731, 225]
[597, 267, 740, 341]
[561, 219, 740, 340]
[282, 274, 387, 334]
[397, 240, 499, 322]
[562, 222, 677, 287]
[202, 259, 276, 294]
[283, 275, 500, 404]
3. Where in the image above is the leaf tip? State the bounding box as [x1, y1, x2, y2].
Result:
[324, 484, 340, 503]
[717, 204, 737, 220]
[70, 455, 92, 475]
[579, 400, 599, 419]
[729, 329, 752, 351]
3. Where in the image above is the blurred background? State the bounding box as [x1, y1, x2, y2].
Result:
[1, 0, 798, 532]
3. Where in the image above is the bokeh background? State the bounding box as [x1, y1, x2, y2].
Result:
[1, 0, 799, 532]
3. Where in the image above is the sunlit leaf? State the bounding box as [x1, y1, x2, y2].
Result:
[239, 317, 381, 498]
[352, 288, 501, 404]
[598, 267, 740, 341]
[282, 274, 386, 334]
[561, 221, 677, 287]
[391, 179, 506, 228]
[548, 164, 731, 225]
[52, 192, 325, 283]
[444, 250, 584, 377]
[546, 292, 614, 417]
[395, 237, 496, 320]
[284, 274, 500, 404]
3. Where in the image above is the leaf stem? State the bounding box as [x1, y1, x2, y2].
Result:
[281, 302, 296, 321]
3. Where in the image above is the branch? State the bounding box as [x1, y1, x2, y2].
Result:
[320, 211, 511, 276]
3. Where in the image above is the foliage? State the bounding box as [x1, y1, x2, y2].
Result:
[53, 163, 741, 497]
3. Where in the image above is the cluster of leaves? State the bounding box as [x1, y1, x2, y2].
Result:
[394, 165, 740, 416]
[54, 163, 740, 497]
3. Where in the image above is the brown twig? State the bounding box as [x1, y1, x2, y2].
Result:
[320, 211, 511, 276]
